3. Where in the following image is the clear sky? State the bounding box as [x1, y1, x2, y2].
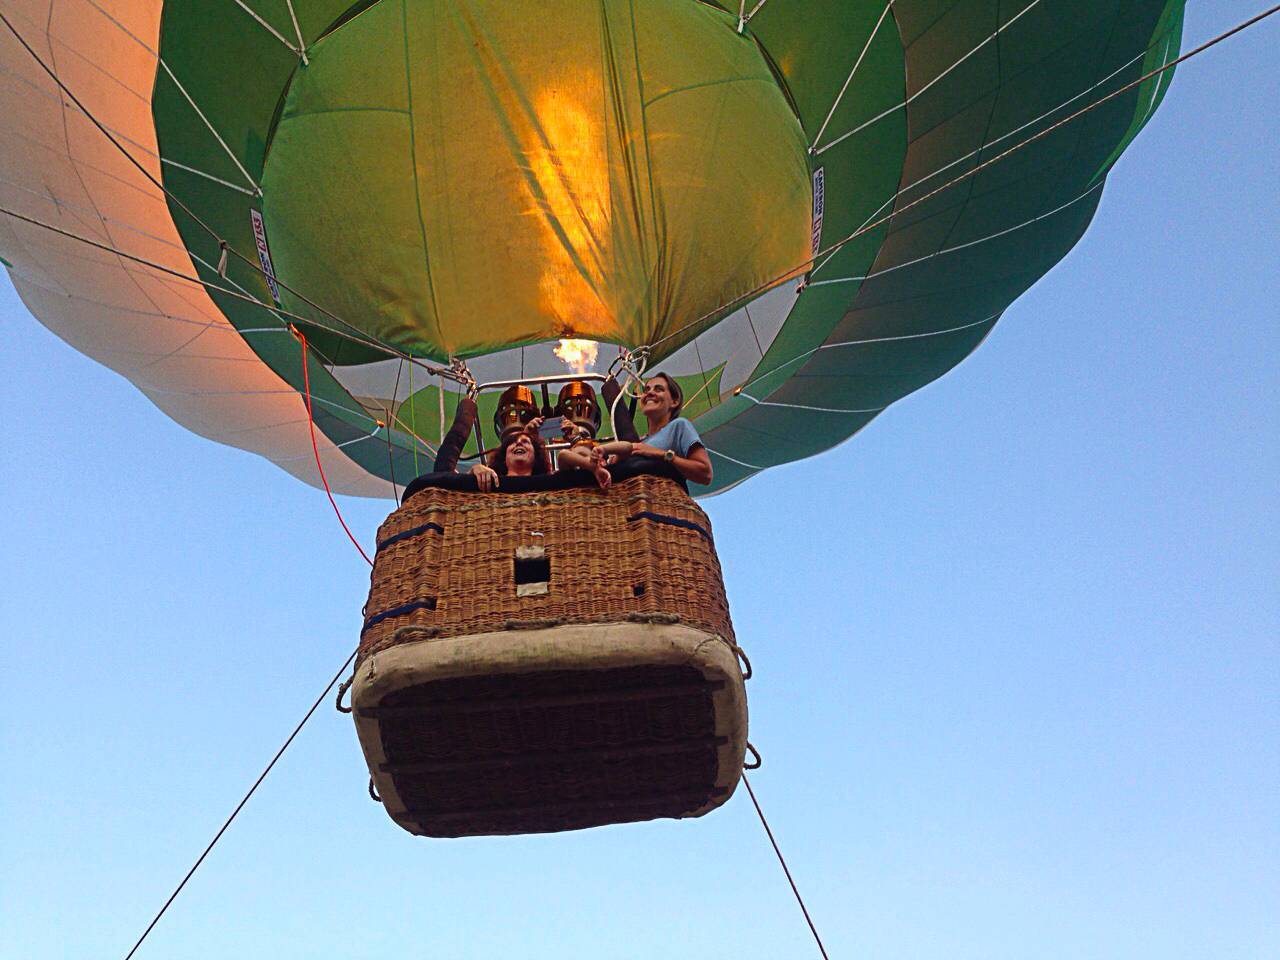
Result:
[2, 5, 1276, 959]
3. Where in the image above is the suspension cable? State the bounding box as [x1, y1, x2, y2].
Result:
[606, 347, 648, 438]
[120, 647, 358, 960]
[743, 773, 831, 960]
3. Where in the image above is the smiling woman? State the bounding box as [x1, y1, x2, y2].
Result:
[481, 428, 551, 483]
[632, 372, 714, 486]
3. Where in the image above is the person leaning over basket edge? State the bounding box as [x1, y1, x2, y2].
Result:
[471, 425, 551, 491]
[431, 384, 545, 489]
[614, 372, 712, 486]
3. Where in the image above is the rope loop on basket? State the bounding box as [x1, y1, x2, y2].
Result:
[503, 617, 564, 631]
[368, 777, 382, 803]
[335, 676, 354, 714]
[389, 624, 441, 644]
[726, 640, 753, 680]
[744, 741, 762, 770]
[692, 635, 752, 680]
[626, 611, 681, 625]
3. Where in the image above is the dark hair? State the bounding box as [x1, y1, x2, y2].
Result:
[648, 372, 683, 417]
[488, 429, 551, 476]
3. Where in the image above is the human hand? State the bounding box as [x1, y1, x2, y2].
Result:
[631, 442, 664, 459]
[470, 462, 499, 491]
[593, 463, 613, 490]
[526, 416, 545, 435]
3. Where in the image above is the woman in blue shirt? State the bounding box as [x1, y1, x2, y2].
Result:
[606, 372, 712, 486]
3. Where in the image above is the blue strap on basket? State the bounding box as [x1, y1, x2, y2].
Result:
[376, 522, 444, 552]
[625, 511, 710, 542]
[362, 598, 437, 634]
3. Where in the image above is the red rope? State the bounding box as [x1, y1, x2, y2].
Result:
[295, 328, 374, 567]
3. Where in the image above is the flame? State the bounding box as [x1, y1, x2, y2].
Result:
[553, 338, 599, 375]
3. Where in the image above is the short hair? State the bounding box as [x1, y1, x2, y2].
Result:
[488, 429, 551, 477]
[648, 372, 683, 417]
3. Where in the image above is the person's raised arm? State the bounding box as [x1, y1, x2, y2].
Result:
[602, 376, 640, 442]
[432, 395, 477, 474]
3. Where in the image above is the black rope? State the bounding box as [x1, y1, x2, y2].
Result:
[121, 647, 357, 960]
[743, 773, 831, 960]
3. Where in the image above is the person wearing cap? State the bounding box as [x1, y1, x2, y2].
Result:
[623, 372, 712, 486]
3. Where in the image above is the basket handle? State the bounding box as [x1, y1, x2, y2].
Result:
[335, 676, 354, 714]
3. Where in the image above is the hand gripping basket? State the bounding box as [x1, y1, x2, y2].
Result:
[353, 470, 747, 837]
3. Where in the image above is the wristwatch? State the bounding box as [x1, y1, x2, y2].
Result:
[663, 449, 675, 463]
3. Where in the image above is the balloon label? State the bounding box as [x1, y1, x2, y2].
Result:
[249, 209, 281, 305]
[811, 166, 825, 257]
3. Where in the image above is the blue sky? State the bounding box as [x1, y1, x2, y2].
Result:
[2, 4, 1276, 958]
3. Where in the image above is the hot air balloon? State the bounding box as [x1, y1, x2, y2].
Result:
[0, 0, 1186, 835]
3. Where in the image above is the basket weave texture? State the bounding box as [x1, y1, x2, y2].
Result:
[360, 474, 735, 660]
[368, 661, 729, 836]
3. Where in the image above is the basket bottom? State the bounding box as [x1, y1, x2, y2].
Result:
[352, 622, 747, 837]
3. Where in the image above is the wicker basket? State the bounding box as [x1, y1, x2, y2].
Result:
[353, 472, 746, 837]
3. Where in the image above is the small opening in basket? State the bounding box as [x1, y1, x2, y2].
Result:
[514, 555, 551, 587]
[632, 583, 647, 597]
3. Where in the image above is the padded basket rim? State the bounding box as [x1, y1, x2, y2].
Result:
[353, 621, 747, 836]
